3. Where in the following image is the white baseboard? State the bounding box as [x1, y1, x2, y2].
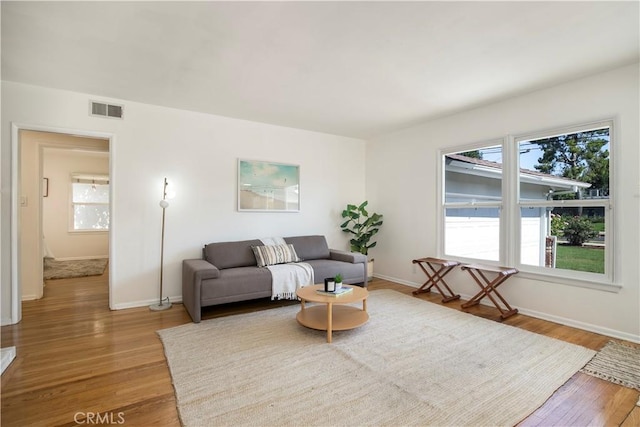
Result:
[373, 273, 421, 288]
[513, 307, 640, 344]
[111, 295, 182, 310]
[52, 255, 109, 261]
[1, 317, 14, 327]
[21, 294, 40, 301]
[1, 347, 16, 375]
[373, 273, 640, 344]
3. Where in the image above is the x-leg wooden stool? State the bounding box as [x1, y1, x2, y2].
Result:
[460, 264, 519, 319]
[412, 257, 461, 303]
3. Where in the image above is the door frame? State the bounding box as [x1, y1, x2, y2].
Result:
[10, 122, 115, 324]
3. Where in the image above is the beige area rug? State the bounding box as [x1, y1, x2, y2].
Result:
[580, 340, 640, 391]
[158, 289, 595, 427]
[43, 258, 108, 280]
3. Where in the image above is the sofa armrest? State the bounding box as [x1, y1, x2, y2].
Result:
[185, 259, 221, 280]
[182, 259, 220, 323]
[329, 249, 367, 264]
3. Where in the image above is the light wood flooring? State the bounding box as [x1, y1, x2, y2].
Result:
[1, 270, 639, 426]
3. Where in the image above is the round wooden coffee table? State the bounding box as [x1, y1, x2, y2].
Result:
[296, 284, 369, 343]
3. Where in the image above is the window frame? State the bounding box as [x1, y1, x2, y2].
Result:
[69, 173, 110, 233]
[439, 139, 506, 264]
[438, 119, 618, 292]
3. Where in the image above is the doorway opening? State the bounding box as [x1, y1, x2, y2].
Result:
[10, 125, 113, 324]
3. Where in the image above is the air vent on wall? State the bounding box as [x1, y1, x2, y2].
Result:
[89, 100, 124, 119]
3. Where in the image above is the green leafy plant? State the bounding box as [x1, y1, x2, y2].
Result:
[562, 215, 597, 246]
[334, 273, 343, 283]
[340, 201, 384, 255]
[550, 214, 565, 237]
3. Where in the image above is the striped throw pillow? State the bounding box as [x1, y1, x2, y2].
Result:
[252, 244, 300, 268]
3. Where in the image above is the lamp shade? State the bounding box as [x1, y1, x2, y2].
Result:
[164, 182, 176, 200]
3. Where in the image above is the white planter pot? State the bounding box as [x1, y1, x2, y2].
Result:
[367, 259, 374, 282]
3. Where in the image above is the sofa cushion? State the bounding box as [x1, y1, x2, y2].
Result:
[284, 235, 330, 260]
[200, 266, 272, 302]
[203, 239, 262, 269]
[304, 259, 365, 285]
[251, 244, 300, 267]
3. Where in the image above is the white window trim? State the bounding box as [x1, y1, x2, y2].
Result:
[437, 119, 618, 292]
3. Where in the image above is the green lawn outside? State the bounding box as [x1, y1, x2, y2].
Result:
[555, 244, 604, 273]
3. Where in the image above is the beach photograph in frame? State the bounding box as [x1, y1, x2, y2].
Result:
[238, 159, 300, 212]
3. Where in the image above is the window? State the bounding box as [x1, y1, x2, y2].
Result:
[440, 120, 613, 287]
[516, 123, 611, 280]
[71, 174, 110, 231]
[443, 144, 503, 262]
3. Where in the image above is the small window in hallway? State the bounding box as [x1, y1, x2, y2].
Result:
[71, 174, 110, 231]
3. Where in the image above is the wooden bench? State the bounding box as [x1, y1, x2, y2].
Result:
[460, 264, 519, 319]
[411, 257, 460, 303]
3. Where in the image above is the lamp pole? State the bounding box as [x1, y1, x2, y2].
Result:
[150, 177, 172, 311]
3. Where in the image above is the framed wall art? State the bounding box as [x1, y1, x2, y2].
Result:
[238, 159, 300, 212]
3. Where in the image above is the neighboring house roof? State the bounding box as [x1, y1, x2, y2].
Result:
[445, 153, 591, 190]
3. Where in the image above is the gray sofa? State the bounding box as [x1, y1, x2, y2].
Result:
[182, 235, 367, 322]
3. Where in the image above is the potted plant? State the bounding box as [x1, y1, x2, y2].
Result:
[340, 201, 383, 281]
[334, 273, 343, 290]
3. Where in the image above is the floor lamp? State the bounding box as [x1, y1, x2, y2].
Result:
[150, 177, 173, 311]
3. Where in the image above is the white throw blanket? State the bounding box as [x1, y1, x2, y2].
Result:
[260, 237, 314, 300]
[260, 237, 286, 246]
[266, 262, 314, 300]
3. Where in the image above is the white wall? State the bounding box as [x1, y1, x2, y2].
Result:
[1, 81, 366, 319]
[366, 63, 640, 342]
[43, 148, 109, 259]
[17, 131, 41, 300]
[2, 67, 636, 340]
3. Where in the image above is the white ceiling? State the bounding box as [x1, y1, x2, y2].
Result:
[2, 1, 638, 139]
